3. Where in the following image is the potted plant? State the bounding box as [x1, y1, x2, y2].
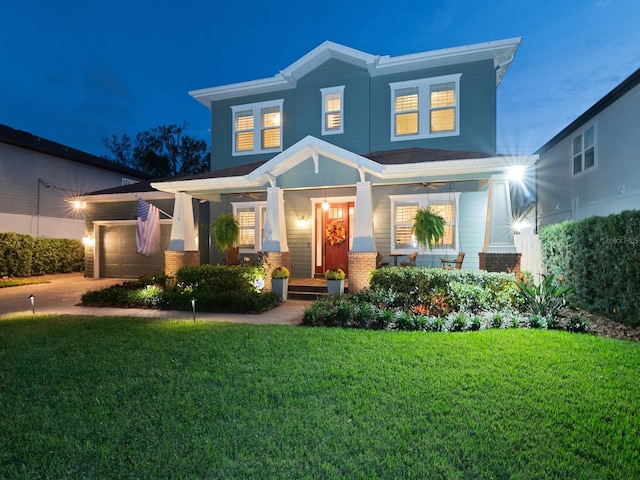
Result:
[412, 208, 446, 250]
[325, 268, 345, 295]
[211, 213, 240, 264]
[271, 266, 289, 302]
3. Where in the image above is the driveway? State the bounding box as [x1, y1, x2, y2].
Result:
[0, 273, 307, 325]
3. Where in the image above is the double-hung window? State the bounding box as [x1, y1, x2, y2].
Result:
[390, 193, 459, 252]
[320, 86, 344, 135]
[572, 125, 595, 175]
[232, 202, 267, 252]
[232, 99, 283, 156]
[390, 74, 461, 141]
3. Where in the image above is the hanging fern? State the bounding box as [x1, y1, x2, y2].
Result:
[412, 208, 446, 250]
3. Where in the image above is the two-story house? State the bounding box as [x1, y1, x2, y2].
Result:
[0, 124, 150, 240]
[535, 68, 640, 228]
[82, 39, 536, 288]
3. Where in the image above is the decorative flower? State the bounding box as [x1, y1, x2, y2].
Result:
[325, 268, 345, 280]
[325, 220, 346, 246]
[271, 266, 290, 279]
[253, 278, 265, 291]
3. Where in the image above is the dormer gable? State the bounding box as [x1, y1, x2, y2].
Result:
[189, 38, 521, 106]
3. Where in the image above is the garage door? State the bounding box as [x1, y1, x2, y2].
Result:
[99, 223, 173, 278]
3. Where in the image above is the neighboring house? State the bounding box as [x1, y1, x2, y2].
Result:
[83, 39, 537, 286]
[0, 125, 150, 239]
[535, 68, 640, 228]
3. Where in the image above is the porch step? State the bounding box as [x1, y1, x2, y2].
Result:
[286, 281, 348, 300]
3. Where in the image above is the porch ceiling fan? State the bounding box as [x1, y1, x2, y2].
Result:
[412, 181, 446, 191]
[236, 191, 262, 199]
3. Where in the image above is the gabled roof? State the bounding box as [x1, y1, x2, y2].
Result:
[189, 38, 521, 105]
[536, 68, 640, 154]
[149, 136, 536, 198]
[0, 124, 151, 180]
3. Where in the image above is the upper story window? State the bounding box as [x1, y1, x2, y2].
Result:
[572, 125, 595, 175]
[390, 193, 459, 253]
[390, 73, 461, 141]
[231, 99, 283, 156]
[320, 86, 344, 135]
[232, 202, 267, 252]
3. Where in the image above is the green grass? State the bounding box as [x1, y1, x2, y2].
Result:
[0, 278, 49, 288]
[1, 316, 639, 479]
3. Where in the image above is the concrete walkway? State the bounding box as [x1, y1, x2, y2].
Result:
[0, 272, 309, 325]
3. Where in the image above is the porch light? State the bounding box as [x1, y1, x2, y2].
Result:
[82, 235, 94, 246]
[72, 200, 87, 210]
[298, 216, 309, 228]
[507, 165, 525, 184]
[322, 201, 330, 211]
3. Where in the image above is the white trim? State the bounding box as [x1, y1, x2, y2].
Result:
[231, 201, 267, 253]
[189, 38, 521, 106]
[388, 192, 460, 254]
[231, 99, 284, 156]
[320, 85, 345, 135]
[571, 122, 597, 176]
[390, 73, 461, 141]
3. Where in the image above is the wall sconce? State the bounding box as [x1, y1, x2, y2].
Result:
[82, 235, 94, 246]
[298, 216, 309, 228]
[73, 200, 87, 210]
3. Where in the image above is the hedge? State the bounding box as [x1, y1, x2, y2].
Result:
[0, 233, 84, 277]
[539, 210, 640, 327]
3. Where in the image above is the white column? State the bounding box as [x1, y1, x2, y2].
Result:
[262, 187, 289, 252]
[168, 192, 197, 251]
[351, 181, 376, 252]
[483, 174, 516, 253]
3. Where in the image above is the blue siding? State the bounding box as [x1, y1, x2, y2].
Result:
[295, 58, 370, 153]
[369, 59, 496, 154]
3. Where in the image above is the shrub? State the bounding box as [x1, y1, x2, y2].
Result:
[539, 211, 640, 327]
[0, 233, 83, 277]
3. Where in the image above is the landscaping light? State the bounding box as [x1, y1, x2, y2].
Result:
[191, 298, 196, 322]
[29, 294, 35, 314]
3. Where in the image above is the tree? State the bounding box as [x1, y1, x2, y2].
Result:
[102, 123, 209, 177]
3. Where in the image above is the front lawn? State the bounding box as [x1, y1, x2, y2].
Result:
[1, 316, 638, 478]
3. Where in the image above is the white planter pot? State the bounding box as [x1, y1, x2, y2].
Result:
[326, 279, 344, 296]
[271, 278, 288, 302]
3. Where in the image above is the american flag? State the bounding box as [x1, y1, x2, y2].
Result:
[136, 198, 160, 255]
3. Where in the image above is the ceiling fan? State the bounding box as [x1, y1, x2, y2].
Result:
[412, 181, 446, 191]
[236, 192, 262, 199]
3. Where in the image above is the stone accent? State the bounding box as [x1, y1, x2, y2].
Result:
[478, 252, 521, 275]
[165, 250, 200, 277]
[348, 251, 377, 294]
[261, 251, 291, 292]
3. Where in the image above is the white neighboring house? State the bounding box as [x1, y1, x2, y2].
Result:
[0, 125, 149, 239]
[535, 68, 640, 228]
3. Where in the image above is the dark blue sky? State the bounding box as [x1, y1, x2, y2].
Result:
[1, 0, 638, 157]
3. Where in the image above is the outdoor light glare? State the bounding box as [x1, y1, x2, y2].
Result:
[322, 201, 330, 211]
[508, 165, 525, 183]
[73, 200, 86, 209]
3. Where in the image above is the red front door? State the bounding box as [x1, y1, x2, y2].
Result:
[315, 201, 352, 277]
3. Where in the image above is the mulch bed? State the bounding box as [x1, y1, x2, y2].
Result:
[565, 310, 640, 342]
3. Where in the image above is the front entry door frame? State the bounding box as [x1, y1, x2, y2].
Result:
[310, 195, 355, 278]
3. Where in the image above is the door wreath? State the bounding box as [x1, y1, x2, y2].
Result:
[326, 220, 346, 246]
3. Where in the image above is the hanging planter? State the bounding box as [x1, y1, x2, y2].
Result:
[412, 208, 446, 250]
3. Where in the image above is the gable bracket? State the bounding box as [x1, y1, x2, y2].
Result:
[312, 150, 319, 174]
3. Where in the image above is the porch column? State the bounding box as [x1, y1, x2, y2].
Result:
[348, 181, 376, 294]
[168, 192, 197, 251]
[480, 174, 521, 274]
[351, 181, 376, 252]
[262, 187, 289, 252]
[165, 192, 199, 277]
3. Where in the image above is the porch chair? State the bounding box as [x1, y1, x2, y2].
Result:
[400, 251, 418, 267]
[440, 252, 465, 270]
[376, 252, 389, 268]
